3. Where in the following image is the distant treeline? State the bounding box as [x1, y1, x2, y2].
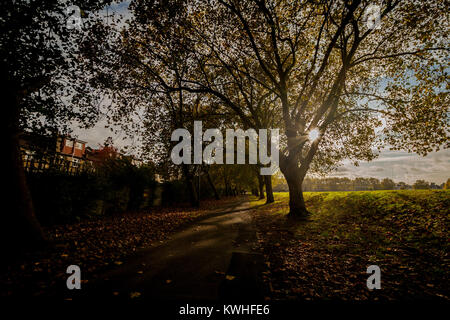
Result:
[273, 177, 447, 192]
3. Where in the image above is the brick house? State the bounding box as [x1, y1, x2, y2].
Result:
[56, 136, 88, 169]
[20, 132, 144, 173]
[58, 136, 87, 158]
[20, 132, 91, 172]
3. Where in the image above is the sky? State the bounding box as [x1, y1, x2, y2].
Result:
[331, 149, 449, 185]
[71, 1, 449, 185]
[73, 118, 450, 185]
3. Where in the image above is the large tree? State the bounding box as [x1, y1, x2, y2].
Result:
[84, 0, 448, 218]
[120, 0, 447, 218]
[2, 0, 110, 252]
[82, 0, 268, 205]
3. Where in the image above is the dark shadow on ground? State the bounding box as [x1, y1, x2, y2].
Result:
[75, 200, 266, 302]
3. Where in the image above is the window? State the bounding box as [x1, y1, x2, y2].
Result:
[25, 150, 35, 160]
[65, 139, 74, 147]
[75, 142, 83, 149]
[72, 158, 79, 168]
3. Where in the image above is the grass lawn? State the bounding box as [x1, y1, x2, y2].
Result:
[249, 190, 449, 301]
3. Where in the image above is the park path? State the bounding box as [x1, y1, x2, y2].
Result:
[87, 199, 265, 301]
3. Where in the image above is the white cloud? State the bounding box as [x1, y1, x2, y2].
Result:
[335, 149, 450, 184]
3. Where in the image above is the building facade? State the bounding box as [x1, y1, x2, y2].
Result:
[20, 133, 92, 173]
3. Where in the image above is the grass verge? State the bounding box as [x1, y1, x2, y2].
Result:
[249, 190, 449, 301]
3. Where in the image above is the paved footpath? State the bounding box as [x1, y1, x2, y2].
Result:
[86, 200, 265, 302]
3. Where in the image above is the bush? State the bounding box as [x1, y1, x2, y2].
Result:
[27, 158, 156, 225]
[27, 170, 103, 225]
[160, 180, 191, 205]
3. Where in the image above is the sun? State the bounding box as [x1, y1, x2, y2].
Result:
[308, 128, 320, 142]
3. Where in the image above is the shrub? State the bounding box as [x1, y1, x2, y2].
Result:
[27, 158, 156, 224]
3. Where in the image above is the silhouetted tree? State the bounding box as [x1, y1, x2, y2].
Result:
[413, 180, 430, 190]
[2, 0, 110, 252]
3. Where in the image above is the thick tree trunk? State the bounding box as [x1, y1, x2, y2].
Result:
[280, 156, 310, 219]
[285, 176, 309, 218]
[206, 171, 220, 200]
[264, 175, 274, 203]
[257, 174, 265, 199]
[4, 100, 46, 255]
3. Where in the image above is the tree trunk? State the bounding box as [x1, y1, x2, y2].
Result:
[182, 164, 199, 207]
[257, 174, 265, 199]
[264, 175, 274, 203]
[285, 176, 309, 218]
[280, 156, 310, 219]
[206, 171, 220, 200]
[223, 175, 230, 196]
[4, 97, 46, 256]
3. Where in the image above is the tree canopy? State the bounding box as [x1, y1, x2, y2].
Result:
[85, 0, 448, 217]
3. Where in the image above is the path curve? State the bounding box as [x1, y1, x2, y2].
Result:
[86, 200, 264, 301]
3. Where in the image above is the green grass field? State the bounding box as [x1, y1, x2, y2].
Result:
[250, 190, 449, 300]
